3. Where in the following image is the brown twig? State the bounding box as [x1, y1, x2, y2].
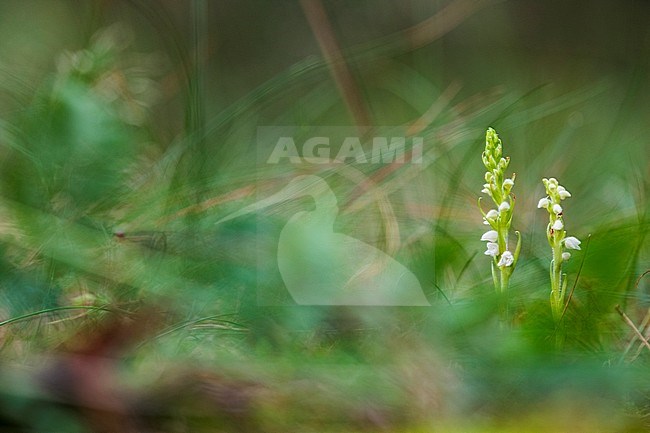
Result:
[300, 0, 371, 129]
[628, 311, 650, 363]
[625, 270, 650, 361]
[615, 305, 650, 362]
[158, 184, 255, 224]
[402, 0, 499, 50]
[635, 270, 650, 290]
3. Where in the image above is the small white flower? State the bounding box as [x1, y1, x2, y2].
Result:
[552, 219, 564, 230]
[484, 242, 499, 257]
[552, 204, 563, 214]
[485, 209, 498, 220]
[503, 178, 514, 187]
[564, 236, 581, 250]
[481, 230, 498, 242]
[557, 185, 571, 199]
[497, 250, 514, 267]
[537, 197, 550, 209]
[498, 201, 510, 212]
[562, 252, 571, 261]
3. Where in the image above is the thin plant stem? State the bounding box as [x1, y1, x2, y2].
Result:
[0, 306, 111, 328]
[616, 305, 650, 357]
[551, 242, 564, 320]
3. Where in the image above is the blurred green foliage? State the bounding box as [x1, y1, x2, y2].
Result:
[0, 0, 648, 431]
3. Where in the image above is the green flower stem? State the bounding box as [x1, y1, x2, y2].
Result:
[491, 262, 499, 291]
[550, 241, 563, 320]
[538, 177, 581, 322]
[500, 267, 510, 293]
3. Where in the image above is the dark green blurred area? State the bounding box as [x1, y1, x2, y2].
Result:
[0, 0, 648, 431]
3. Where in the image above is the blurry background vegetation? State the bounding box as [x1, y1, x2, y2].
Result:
[0, 0, 648, 431]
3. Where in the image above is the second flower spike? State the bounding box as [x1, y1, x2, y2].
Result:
[538, 177, 581, 320]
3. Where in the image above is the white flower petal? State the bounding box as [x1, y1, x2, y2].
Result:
[484, 242, 499, 257]
[552, 219, 564, 230]
[552, 204, 563, 214]
[481, 230, 498, 242]
[564, 236, 581, 250]
[558, 189, 572, 199]
[537, 197, 550, 209]
[498, 201, 510, 212]
[562, 252, 571, 261]
[497, 250, 514, 267]
[503, 178, 514, 187]
[485, 209, 499, 220]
